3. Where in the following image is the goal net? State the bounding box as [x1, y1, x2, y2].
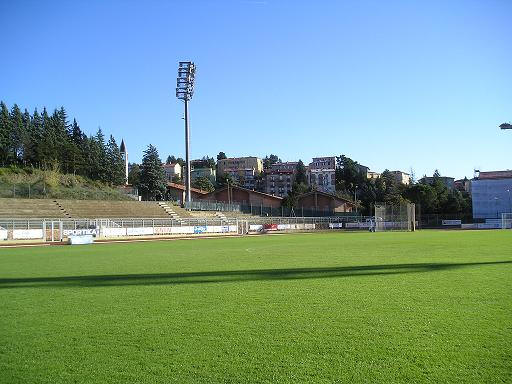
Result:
[374, 203, 416, 232]
[502, 213, 512, 229]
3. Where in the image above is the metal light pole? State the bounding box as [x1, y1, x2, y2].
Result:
[176, 61, 196, 206]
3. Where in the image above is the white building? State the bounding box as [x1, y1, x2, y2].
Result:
[307, 156, 336, 194]
[163, 163, 182, 182]
[120, 139, 128, 185]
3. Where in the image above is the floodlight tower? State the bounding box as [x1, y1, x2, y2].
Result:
[176, 61, 196, 206]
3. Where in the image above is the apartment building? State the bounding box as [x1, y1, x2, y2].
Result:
[217, 157, 263, 175]
[264, 162, 298, 197]
[217, 156, 263, 190]
[307, 156, 336, 194]
[390, 170, 411, 185]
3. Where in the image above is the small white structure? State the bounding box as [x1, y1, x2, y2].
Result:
[120, 139, 129, 185]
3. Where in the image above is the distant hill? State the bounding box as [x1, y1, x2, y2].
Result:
[0, 167, 131, 200]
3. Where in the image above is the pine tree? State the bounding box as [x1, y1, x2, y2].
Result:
[0, 102, 10, 165]
[31, 108, 43, 167]
[39, 108, 59, 168]
[139, 144, 166, 201]
[295, 160, 307, 184]
[95, 127, 108, 182]
[87, 134, 101, 180]
[106, 135, 126, 185]
[192, 176, 215, 192]
[68, 119, 84, 175]
[21, 108, 36, 165]
[128, 163, 141, 186]
[9, 104, 24, 163]
[56, 107, 72, 173]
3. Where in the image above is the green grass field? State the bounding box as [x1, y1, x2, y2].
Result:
[1, 231, 511, 383]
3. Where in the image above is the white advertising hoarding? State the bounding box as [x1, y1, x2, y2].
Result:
[13, 229, 44, 239]
[102, 228, 127, 237]
[126, 227, 154, 236]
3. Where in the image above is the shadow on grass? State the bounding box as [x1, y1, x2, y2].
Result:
[0, 260, 510, 289]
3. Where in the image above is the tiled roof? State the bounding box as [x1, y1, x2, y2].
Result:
[167, 182, 208, 194]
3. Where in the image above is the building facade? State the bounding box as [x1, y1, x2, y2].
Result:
[264, 162, 298, 197]
[198, 185, 283, 208]
[163, 163, 182, 182]
[307, 157, 336, 194]
[217, 157, 263, 190]
[217, 157, 263, 175]
[454, 178, 471, 194]
[190, 167, 216, 184]
[366, 171, 381, 180]
[390, 171, 411, 185]
[472, 170, 512, 219]
[296, 191, 355, 214]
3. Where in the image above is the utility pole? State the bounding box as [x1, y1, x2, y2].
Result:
[176, 61, 196, 207]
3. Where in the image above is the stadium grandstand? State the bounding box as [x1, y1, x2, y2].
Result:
[0, 198, 192, 219]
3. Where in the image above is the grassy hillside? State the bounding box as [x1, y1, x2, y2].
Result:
[0, 231, 510, 383]
[0, 166, 131, 200]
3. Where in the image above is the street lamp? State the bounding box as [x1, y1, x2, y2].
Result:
[176, 61, 196, 206]
[507, 189, 511, 213]
[494, 196, 499, 218]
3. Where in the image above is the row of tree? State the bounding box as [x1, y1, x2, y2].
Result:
[0, 101, 126, 186]
[331, 155, 471, 216]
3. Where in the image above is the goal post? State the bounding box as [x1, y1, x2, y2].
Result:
[502, 213, 512, 229]
[374, 203, 416, 232]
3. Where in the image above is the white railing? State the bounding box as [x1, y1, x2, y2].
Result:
[0, 215, 386, 242]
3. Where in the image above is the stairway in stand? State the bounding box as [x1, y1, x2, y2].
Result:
[53, 200, 72, 219]
[158, 202, 185, 224]
[214, 211, 236, 225]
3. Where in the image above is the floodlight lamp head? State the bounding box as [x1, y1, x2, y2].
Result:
[176, 61, 196, 101]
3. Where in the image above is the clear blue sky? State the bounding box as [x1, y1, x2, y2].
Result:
[1, 0, 511, 179]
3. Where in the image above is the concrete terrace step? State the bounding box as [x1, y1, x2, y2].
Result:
[158, 202, 186, 224]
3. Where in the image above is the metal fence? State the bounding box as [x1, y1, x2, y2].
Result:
[183, 199, 358, 218]
[0, 182, 48, 199]
[0, 215, 382, 242]
[185, 200, 241, 212]
[502, 213, 512, 229]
